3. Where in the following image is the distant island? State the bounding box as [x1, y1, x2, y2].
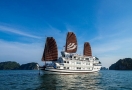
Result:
[101, 67, 108, 70]
[109, 58, 132, 70]
[0, 61, 38, 70]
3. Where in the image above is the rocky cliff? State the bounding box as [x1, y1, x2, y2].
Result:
[19, 62, 38, 70]
[0, 61, 38, 70]
[109, 58, 132, 70]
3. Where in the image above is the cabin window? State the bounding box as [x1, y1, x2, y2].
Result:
[57, 66, 60, 69]
[76, 62, 81, 64]
[64, 61, 66, 63]
[77, 67, 81, 69]
[64, 67, 66, 69]
[67, 67, 69, 69]
[85, 58, 89, 60]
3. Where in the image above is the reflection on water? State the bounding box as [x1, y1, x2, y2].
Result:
[37, 71, 132, 90]
[1, 70, 132, 90]
[37, 72, 102, 90]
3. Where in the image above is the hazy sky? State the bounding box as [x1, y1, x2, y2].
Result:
[0, 0, 132, 67]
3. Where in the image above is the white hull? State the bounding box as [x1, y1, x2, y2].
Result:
[41, 68, 100, 74]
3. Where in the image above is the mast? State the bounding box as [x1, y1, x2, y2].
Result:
[65, 32, 77, 53]
[41, 37, 58, 61]
[83, 42, 92, 56]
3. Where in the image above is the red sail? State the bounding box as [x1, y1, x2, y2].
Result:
[65, 32, 77, 53]
[41, 37, 58, 61]
[83, 42, 92, 56]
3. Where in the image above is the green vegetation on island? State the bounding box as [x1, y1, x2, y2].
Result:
[0, 61, 20, 70]
[0, 61, 38, 70]
[19, 63, 38, 70]
[109, 58, 132, 70]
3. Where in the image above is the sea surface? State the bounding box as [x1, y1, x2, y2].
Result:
[0, 70, 132, 90]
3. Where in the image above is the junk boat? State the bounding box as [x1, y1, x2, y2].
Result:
[39, 32, 101, 74]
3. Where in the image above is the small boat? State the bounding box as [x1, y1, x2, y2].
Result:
[39, 32, 101, 74]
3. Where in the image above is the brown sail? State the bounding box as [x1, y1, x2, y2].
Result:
[65, 32, 77, 53]
[41, 37, 58, 61]
[83, 42, 92, 56]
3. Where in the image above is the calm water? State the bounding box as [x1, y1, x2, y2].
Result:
[0, 70, 132, 90]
